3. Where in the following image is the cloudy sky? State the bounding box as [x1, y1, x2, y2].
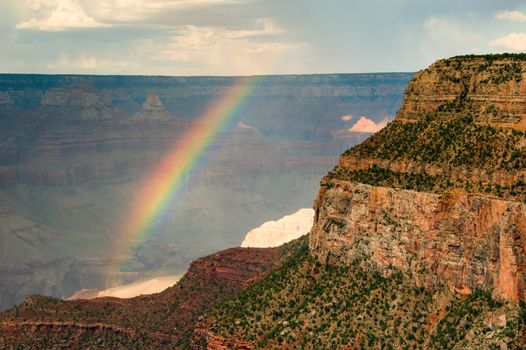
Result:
[1, 0, 526, 76]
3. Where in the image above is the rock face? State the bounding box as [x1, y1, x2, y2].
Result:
[0, 92, 12, 105]
[309, 180, 526, 302]
[312, 54, 526, 303]
[397, 55, 526, 129]
[38, 82, 119, 120]
[241, 208, 313, 248]
[68, 275, 182, 300]
[131, 91, 170, 121]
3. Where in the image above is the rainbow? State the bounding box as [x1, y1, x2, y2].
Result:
[114, 76, 263, 267]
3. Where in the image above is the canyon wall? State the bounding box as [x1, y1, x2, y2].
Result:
[396, 55, 526, 129]
[310, 54, 526, 302]
[310, 180, 526, 301]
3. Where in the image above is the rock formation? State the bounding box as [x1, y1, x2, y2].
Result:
[241, 208, 313, 248]
[310, 53, 526, 302]
[0, 92, 12, 105]
[0, 243, 290, 348]
[397, 54, 526, 129]
[131, 91, 170, 121]
[37, 82, 119, 120]
[310, 181, 526, 301]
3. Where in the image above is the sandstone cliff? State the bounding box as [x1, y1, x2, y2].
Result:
[241, 208, 313, 248]
[312, 54, 526, 303]
[309, 180, 526, 301]
[397, 54, 526, 129]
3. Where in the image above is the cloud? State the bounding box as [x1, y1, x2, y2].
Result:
[82, 0, 242, 23]
[16, 0, 108, 31]
[15, 0, 243, 30]
[49, 53, 140, 72]
[349, 116, 389, 133]
[145, 19, 303, 75]
[341, 114, 353, 122]
[490, 32, 526, 51]
[496, 10, 526, 22]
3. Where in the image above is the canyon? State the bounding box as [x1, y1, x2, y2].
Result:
[2, 54, 526, 349]
[0, 72, 410, 311]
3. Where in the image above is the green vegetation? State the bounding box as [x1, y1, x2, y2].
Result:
[328, 165, 446, 193]
[327, 165, 526, 202]
[347, 115, 526, 171]
[206, 241, 525, 349]
[439, 54, 524, 83]
[445, 53, 526, 63]
[337, 114, 526, 201]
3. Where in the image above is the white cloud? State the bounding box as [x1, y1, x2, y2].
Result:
[16, 0, 108, 31]
[15, 0, 243, 30]
[490, 32, 526, 51]
[50, 53, 140, 72]
[341, 114, 353, 122]
[349, 116, 389, 133]
[82, 0, 241, 23]
[496, 10, 526, 22]
[145, 20, 303, 75]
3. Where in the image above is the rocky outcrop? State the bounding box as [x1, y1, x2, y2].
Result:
[310, 180, 526, 302]
[397, 55, 526, 129]
[310, 55, 526, 303]
[37, 82, 119, 120]
[131, 91, 170, 121]
[0, 245, 285, 348]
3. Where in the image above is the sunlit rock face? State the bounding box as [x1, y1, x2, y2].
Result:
[68, 275, 182, 300]
[311, 55, 526, 302]
[241, 208, 314, 248]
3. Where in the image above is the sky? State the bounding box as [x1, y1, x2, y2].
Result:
[1, 0, 526, 76]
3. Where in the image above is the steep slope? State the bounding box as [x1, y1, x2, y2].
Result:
[201, 239, 526, 349]
[0, 239, 305, 349]
[200, 54, 526, 348]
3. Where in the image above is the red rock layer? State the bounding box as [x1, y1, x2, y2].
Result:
[310, 180, 526, 302]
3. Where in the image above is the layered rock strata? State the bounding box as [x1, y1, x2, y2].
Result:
[312, 54, 526, 302]
[397, 55, 526, 129]
[37, 82, 119, 120]
[309, 180, 526, 301]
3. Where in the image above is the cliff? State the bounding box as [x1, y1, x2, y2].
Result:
[240, 208, 314, 248]
[310, 181, 526, 301]
[36, 82, 121, 120]
[311, 54, 526, 303]
[397, 54, 526, 129]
